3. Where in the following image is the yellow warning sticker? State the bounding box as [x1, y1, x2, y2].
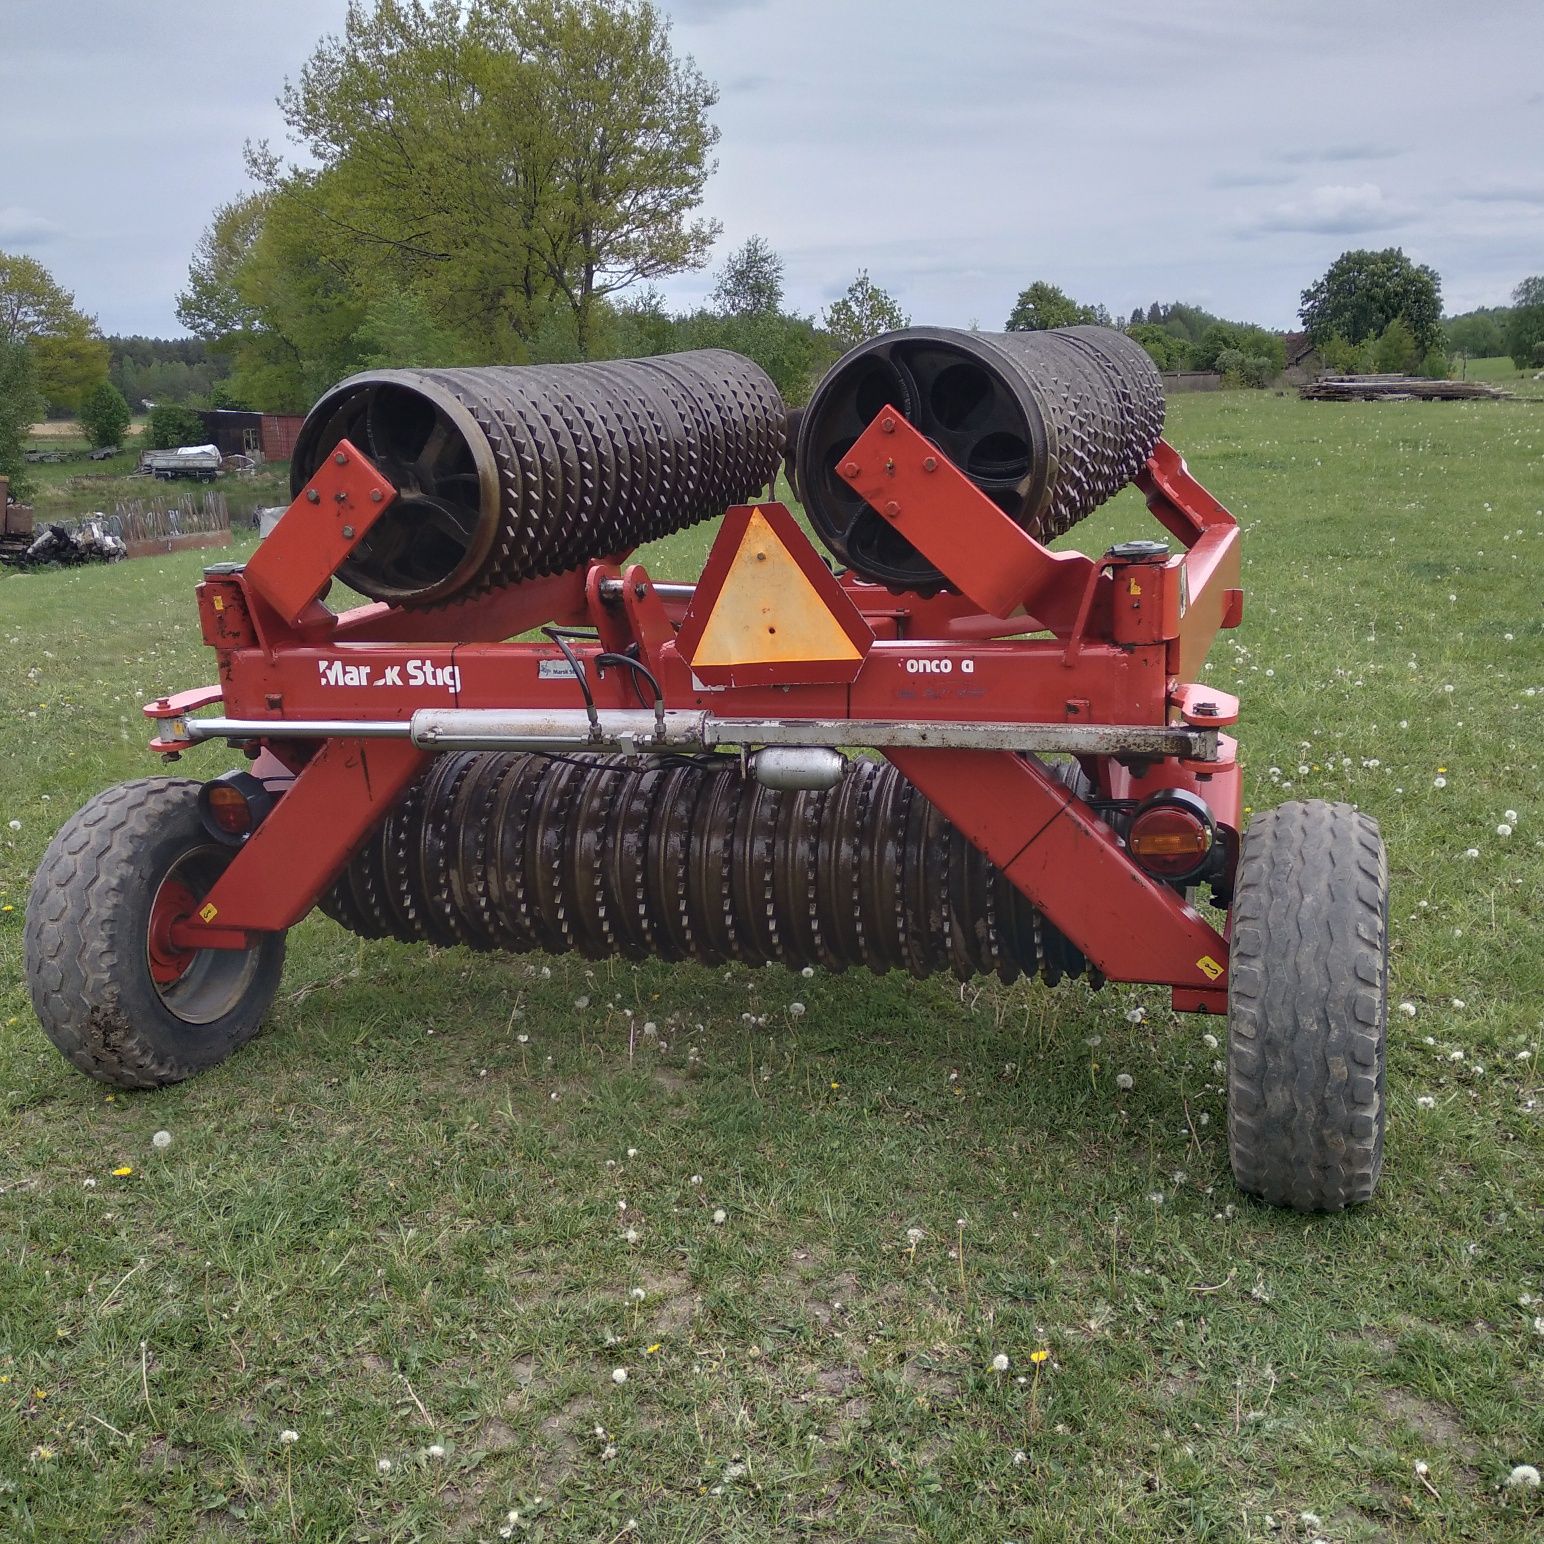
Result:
[212, 595, 225, 612]
[1196, 954, 1224, 981]
[199, 903, 219, 923]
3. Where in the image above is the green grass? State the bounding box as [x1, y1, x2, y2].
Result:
[2, 388, 1541, 1540]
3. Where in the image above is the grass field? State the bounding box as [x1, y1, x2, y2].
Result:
[1, 386, 1541, 1541]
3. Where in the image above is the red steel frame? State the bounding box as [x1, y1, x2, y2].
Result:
[145, 419, 1245, 1013]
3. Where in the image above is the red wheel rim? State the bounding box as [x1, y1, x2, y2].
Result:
[147, 879, 200, 985]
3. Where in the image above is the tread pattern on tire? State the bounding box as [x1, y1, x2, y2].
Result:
[24, 778, 285, 1090]
[1227, 799, 1388, 1212]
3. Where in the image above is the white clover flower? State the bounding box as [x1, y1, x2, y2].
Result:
[612, 1367, 628, 1384]
[1115, 1073, 1134, 1091]
[1506, 1464, 1540, 1488]
[280, 1429, 299, 1445]
[1417, 1095, 1436, 1109]
[1012, 1449, 1028, 1465]
[712, 1208, 727, 1225]
[377, 1458, 392, 1473]
[991, 1353, 1010, 1373]
[624, 1227, 639, 1244]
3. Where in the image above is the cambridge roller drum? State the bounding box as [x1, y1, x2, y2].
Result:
[290, 350, 786, 607]
[24, 329, 1389, 1214]
[796, 325, 1164, 590]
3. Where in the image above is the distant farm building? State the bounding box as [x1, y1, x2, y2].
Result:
[198, 410, 305, 462]
[1282, 332, 1322, 386]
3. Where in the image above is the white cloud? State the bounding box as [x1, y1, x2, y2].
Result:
[0, 206, 62, 243]
[1246, 184, 1407, 237]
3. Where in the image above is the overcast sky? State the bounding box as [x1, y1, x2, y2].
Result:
[2, 0, 1540, 339]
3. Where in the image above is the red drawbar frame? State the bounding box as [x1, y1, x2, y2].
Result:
[146, 426, 1245, 1013]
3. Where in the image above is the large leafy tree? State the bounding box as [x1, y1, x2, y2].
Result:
[1505, 277, 1544, 369]
[1299, 248, 1442, 353]
[1005, 281, 1094, 332]
[0, 251, 109, 413]
[823, 270, 908, 351]
[710, 235, 783, 318]
[261, 0, 719, 359]
[0, 340, 44, 499]
[1444, 307, 1508, 360]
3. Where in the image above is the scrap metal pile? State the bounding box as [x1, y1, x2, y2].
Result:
[25, 328, 1392, 1212]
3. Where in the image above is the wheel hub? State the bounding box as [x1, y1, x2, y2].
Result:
[147, 878, 200, 985]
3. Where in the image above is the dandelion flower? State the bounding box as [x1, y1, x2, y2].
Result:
[626, 1147, 638, 1158]
[689, 1174, 702, 1186]
[7, 819, 19, 831]
[1030, 1349, 1050, 1365]
[1398, 1002, 1417, 1018]
[1433, 776, 1447, 789]
[1125, 1007, 1145, 1024]
[111, 1165, 133, 1177]
[1465, 848, 1480, 859]
[1417, 1095, 1436, 1109]
[428, 1443, 445, 1459]
[1506, 1464, 1540, 1489]
[624, 1227, 640, 1244]
[906, 1226, 924, 1245]
[151, 1130, 171, 1149]
[612, 1367, 628, 1384]
[280, 1429, 299, 1445]
[1504, 809, 1519, 824]
[991, 1353, 1009, 1373]
[1414, 1460, 1429, 1477]
[789, 1001, 806, 1018]
[377, 1458, 392, 1473]
[1498, 824, 1513, 837]
[1115, 1072, 1134, 1091]
[800, 965, 815, 978]
[1012, 1449, 1028, 1465]
[712, 1208, 727, 1225]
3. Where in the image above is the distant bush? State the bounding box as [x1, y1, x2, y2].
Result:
[79, 380, 131, 449]
[1417, 349, 1450, 380]
[1373, 318, 1420, 375]
[1126, 323, 1192, 371]
[147, 402, 207, 450]
[1215, 348, 1273, 389]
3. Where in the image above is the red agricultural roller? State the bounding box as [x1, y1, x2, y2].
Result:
[24, 331, 1389, 1212]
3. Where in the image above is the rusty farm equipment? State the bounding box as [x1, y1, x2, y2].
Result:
[24, 334, 1389, 1212]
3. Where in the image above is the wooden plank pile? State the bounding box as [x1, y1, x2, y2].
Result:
[1301, 374, 1516, 402]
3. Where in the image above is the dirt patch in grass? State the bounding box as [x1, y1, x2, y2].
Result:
[1378, 1386, 1477, 1458]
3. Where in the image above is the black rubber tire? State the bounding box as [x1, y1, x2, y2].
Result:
[1226, 799, 1388, 1212]
[24, 778, 286, 1090]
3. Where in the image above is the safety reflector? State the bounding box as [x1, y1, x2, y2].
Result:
[677, 503, 873, 687]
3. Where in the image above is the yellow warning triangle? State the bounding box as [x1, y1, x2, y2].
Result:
[690, 509, 862, 669]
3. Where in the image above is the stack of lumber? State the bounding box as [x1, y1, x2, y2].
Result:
[1301, 375, 1515, 402]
